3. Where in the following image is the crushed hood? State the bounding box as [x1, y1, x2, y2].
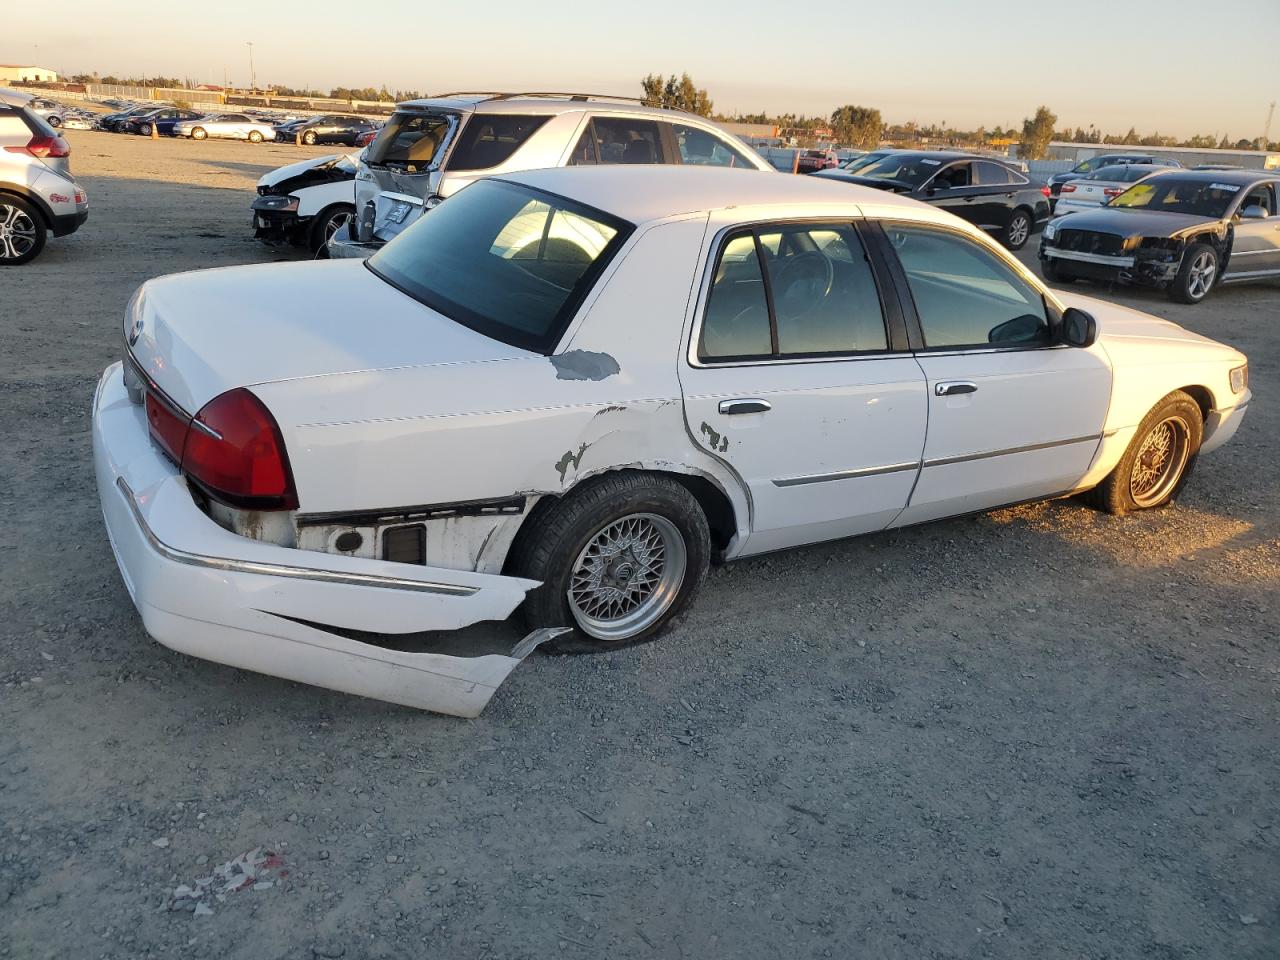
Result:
[127, 259, 534, 413]
[1051, 208, 1219, 239]
[257, 154, 347, 189]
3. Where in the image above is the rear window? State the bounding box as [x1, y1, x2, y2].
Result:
[366, 111, 454, 173]
[366, 180, 633, 353]
[447, 114, 550, 171]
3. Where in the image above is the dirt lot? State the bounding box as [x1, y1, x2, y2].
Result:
[1, 131, 1277, 960]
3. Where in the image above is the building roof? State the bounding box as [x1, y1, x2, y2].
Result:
[495, 165, 926, 225]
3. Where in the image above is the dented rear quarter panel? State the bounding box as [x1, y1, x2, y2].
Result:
[251, 214, 751, 545]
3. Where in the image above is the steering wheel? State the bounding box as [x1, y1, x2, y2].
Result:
[771, 252, 834, 318]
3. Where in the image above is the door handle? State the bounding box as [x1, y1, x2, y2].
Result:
[935, 381, 978, 397]
[718, 398, 772, 415]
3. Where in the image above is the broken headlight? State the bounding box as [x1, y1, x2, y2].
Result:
[252, 195, 299, 212]
[1136, 236, 1183, 262]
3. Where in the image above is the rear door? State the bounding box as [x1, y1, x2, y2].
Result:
[680, 217, 928, 555]
[973, 161, 1021, 230]
[875, 221, 1112, 525]
[569, 116, 666, 165]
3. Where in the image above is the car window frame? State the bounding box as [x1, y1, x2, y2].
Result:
[922, 160, 975, 191]
[666, 121, 757, 170]
[688, 218, 909, 368]
[867, 219, 1066, 355]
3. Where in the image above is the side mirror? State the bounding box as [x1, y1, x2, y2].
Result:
[1240, 204, 1268, 220]
[1060, 307, 1098, 348]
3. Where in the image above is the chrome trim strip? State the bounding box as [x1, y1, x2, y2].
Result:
[116, 477, 479, 597]
[1043, 248, 1135, 267]
[773, 461, 920, 487]
[923, 434, 1100, 468]
[1221, 268, 1280, 280]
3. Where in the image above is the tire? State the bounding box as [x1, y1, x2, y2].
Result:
[0, 195, 47, 265]
[191, 127, 207, 140]
[139, 123, 152, 136]
[1041, 258, 1077, 285]
[303, 130, 317, 145]
[47, 115, 61, 128]
[1002, 208, 1033, 250]
[508, 473, 711, 652]
[1168, 243, 1218, 304]
[1086, 391, 1203, 515]
[248, 130, 263, 143]
[307, 204, 355, 256]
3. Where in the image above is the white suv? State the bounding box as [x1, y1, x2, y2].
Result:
[329, 92, 772, 258]
[0, 88, 88, 264]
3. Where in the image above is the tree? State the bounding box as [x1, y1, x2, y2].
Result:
[640, 73, 713, 117]
[829, 104, 883, 150]
[1017, 105, 1057, 160]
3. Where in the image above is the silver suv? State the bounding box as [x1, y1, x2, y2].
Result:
[0, 88, 88, 264]
[330, 92, 773, 258]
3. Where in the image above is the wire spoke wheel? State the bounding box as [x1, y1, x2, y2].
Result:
[568, 513, 687, 641]
[0, 203, 38, 260]
[1129, 415, 1191, 507]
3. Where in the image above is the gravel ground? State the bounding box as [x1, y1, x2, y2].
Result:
[1, 131, 1277, 960]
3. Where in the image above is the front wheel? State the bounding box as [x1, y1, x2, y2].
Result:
[191, 126, 207, 140]
[0, 196, 47, 265]
[508, 473, 710, 652]
[1003, 209, 1033, 250]
[308, 204, 354, 256]
[1087, 391, 1203, 515]
[248, 130, 263, 143]
[1169, 243, 1218, 304]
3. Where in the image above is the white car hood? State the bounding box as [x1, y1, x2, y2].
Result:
[128, 259, 534, 413]
[257, 153, 346, 188]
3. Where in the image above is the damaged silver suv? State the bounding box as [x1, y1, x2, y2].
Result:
[329, 92, 773, 258]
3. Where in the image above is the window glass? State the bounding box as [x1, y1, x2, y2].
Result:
[1240, 184, 1275, 216]
[366, 111, 454, 173]
[1109, 178, 1241, 217]
[700, 235, 772, 360]
[568, 126, 597, 165]
[587, 117, 664, 164]
[447, 114, 550, 171]
[759, 225, 887, 355]
[886, 226, 1049, 349]
[367, 180, 629, 353]
[933, 162, 972, 188]
[221, 114, 249, 122]
[672, 123, 753, 168]
[974, 161, 1014, 186]
[699, 225, 888, 361]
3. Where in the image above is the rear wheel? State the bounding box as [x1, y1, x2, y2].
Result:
[191, 126, 207, 140]
[508, 473, 710, 652]
[139, 123, 152, 136]
[0, 196, 46, 265]
[46, 115, 62, 128]
[1002, 208, 1033, 250]
[248, 130, 264, 143]
[1169, 243, 1217, 304]
[302, 130, 317, 145]
[1087, 391, 1202, 515]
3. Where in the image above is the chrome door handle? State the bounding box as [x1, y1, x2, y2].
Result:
[935, 381, 978, 397]
[718, 398, 772, 415]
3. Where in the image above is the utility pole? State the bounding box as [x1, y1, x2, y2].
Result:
[1264, 101, 1275, 151]
[246, 42, 256, 93]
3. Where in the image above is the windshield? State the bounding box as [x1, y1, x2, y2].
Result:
[1108, 178, 1242, 217]
[367, 180, 633, 353]
[842, 151, 887, 171]
[852, 154, 944, 186]
[365, 111, 454, 173]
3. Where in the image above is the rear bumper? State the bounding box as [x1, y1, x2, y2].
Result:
[50, 206, 88, 238]
[326, 221, 380, 259]
[92, 362, 550, 717]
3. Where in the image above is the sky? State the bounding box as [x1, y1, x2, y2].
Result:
[5, 0, 1279, 140]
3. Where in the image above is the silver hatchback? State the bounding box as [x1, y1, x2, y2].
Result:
[0, 88, 88, 264]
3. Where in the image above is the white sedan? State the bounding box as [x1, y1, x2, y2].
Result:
[172, 113, 277, 143]
[1053, 163, 1166, 215]
[92, 167, 1251, 716]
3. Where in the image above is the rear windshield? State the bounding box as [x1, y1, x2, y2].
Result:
[365, 111, 454, 173]
[20, 107, 58, 138]
[366, 180, 633, 353]
[1108, 178, 1241, 218]
[1091, 165, 1155, 182]
[448, 114, 550, 171]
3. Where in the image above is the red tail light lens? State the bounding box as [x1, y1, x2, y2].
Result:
[1103, 187, 1124, 197]
[181, 388, 298, 510]
[1040, 186, 1051, 197]
[145, 390, 191, 465]
[1060, 184, 1076, 193]
[4, 134, 71, 158]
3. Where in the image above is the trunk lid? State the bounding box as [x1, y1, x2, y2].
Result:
[127, 259, 535, 414]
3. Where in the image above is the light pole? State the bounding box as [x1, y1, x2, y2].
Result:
[246, 42, 256, 93]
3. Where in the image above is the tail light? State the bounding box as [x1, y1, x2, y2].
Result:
[1060, 184, 1076, 193]
[1103, 187, 1124, 197]
[1040, 186, 1051, 197]
[182, 389, 298, 510]
[4, 134, 71, 158]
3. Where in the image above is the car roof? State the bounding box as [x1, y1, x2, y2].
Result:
[396, 94, 695, 120]
[0, 87, 34, 108]
[1139, 168, 1273, 186]
[495, 165, 927, 225]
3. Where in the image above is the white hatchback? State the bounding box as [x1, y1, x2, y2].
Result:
[93, 167, 1251, 715]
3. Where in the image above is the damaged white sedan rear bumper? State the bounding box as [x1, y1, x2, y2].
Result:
[92, 363, 551, 717]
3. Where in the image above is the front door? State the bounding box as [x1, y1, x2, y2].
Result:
[918, 161, 987, 230]
[876, 222, 1113, 526]
[1224, 181, 1280, 280]
[680, 220, 928, 555]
